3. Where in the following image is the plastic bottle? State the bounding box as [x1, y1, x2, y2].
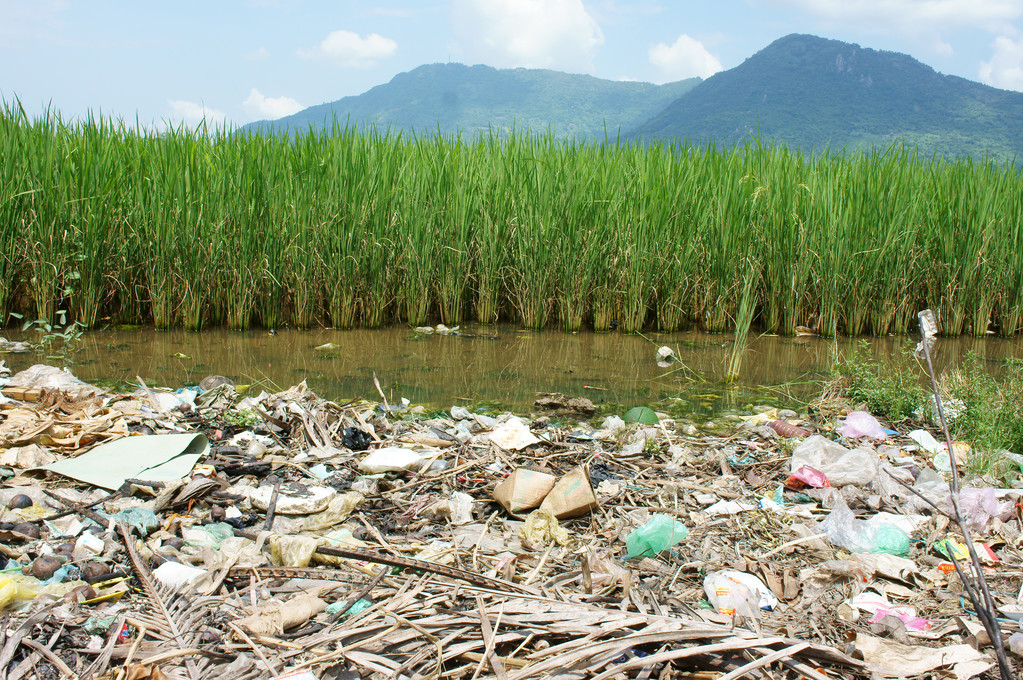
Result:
[625, 514, 688, 559]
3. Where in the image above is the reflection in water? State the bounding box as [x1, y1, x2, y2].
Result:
[3, 326, 1021, 414]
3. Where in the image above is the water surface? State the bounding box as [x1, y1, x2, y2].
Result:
[3, 326, 1021, 416]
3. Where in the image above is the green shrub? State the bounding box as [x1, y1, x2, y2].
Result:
[943, 355, 1023, 455]
[837, 341, 927, 421]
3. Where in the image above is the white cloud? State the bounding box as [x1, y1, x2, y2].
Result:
[167, 100, 228, 127]
[980, 35, 1023, 90]
[243, 88, 303, 119]
[649, 34, 722, 81]
[450, 0, 605, 72]
[298, 30, 397, 68]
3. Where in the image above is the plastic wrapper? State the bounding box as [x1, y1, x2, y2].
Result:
[521, 508, 569, 547]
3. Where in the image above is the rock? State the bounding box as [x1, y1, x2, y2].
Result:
[533, 393, 597, 417]
[31, 555, 62, 580]
[8, 494, 33, 509]
[199, 375, 235, 391]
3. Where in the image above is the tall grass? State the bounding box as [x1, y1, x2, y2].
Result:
[1, 101, 1022, 336]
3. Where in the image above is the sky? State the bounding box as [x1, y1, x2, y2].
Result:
[3, 0, 1023, 129]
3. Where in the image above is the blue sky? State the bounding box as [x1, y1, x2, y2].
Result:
[3, 0, 1023, 128]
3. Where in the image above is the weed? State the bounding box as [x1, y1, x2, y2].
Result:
[835, 341, 927, 421]
[834, 345, 1023, 483]
[941, 355, 1023, 456]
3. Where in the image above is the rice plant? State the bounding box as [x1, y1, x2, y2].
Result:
[2, 102, 1022, 337]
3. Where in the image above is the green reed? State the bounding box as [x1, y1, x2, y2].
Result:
[1, 103, 1022, 337]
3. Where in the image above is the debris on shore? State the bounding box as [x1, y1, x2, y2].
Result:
[0, 365, 1020, 679]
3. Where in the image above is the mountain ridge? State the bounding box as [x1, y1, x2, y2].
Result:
[242, 34, 1023, 162]
[245, 62, 700, 140]
[630, 33, 1023, 160]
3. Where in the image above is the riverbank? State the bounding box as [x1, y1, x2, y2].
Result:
[0, 362, 1020, 677]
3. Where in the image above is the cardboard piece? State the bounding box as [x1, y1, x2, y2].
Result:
[38, 433, 209, 490]
[493, 468, 557, 515]
[539, 465, 598, 519]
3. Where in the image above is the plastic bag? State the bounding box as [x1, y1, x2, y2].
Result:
[181, 522, 235, 551]
[703, 570, 777, 619]
[791, 435, 878, 486]
[0, 575, 39, 610]
[520, 508, 569, 547]
[818, 496, 910, 556]
[269, 535, 322, 568]
[838, 411, 887, 440]
[358, 447, 426, 474]
[959, 488, 1011, 533]
[904, 467, 952, 515]
[625, 514, 689, 559]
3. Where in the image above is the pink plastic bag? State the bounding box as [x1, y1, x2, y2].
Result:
[786, 466, 830, 489]
[838, 411, 887, 440]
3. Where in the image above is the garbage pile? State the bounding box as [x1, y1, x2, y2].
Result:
[0, 362, 1021, 679]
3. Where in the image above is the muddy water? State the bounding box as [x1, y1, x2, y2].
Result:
[3, 326, 1022, 416]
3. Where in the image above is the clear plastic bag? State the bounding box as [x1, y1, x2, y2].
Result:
[818, 496, 910, 556]
[791, 435, 878, 486]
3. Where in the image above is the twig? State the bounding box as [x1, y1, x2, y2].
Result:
[473, 595, 507, 680]
[916, 309, 1011, 680]
[327, 566, 388, 623]
[19, 639, 77, 679]
[715, 642, 809, 680]
[372, 371, 390, 412]
[263, 480, 281, 531]
[0, 601, 61, 675]
[758, 533, 830, 559]
[228, 622, 281, 677]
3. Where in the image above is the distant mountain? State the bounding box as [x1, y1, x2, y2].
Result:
[243, 63, 699, 140]
[630, 33, 1023, 161]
